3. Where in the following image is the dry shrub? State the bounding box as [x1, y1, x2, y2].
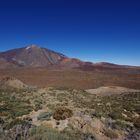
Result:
[133, 118, 140, 129]
[103, 128, 118, 139]
[53, 107, 73, 120]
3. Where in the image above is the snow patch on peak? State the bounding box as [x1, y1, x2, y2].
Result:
[26, 46, 31, 50]
[25, 45, 40, 50]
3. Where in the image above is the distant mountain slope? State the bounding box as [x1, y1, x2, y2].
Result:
[0, 44, 139, 69]
[0, 45, 66, 67]
[0, 58, 17, 69]
[0, 44, 92, 68]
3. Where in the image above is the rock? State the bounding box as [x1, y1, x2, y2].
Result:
[37, 112, 52, 121]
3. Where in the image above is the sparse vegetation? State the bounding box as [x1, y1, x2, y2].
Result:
[0, 81, 140, 140]
[29, 125, 83, 140]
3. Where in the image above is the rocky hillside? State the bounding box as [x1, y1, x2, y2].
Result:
[0, 45, 66, 68]
[0, 78, 140, 140]
[0, 58, 17, 69]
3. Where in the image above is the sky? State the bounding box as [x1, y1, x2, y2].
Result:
[0, 0, 140, 66]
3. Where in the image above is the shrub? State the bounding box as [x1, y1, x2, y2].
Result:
[34, 103, 42, 111]
[84, 133, 96, 140]
[112, 120, 132, 129]
[53, 107, 73, 120]
[0, 117, 4, 124]
[108, 111, 123, 120]
[133, 118, 140, 129]
[5, 119, 27, 129]
[103, 128, 118, 139]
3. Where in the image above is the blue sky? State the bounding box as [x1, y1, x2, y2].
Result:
[0, 0, 140, 66]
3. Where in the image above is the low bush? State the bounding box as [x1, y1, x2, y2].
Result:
[84, 133, 96, 140]
[133, 118, 140, 129]
[112, 120, 132, 129]
[103, 128, 118, 139]
[53, 107, 73, 120]
[5, 119, 27, 129]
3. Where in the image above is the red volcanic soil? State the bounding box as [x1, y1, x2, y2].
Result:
[0, 67, 140, 89]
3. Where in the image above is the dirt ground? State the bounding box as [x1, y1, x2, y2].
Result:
[0, 67, 140, 89]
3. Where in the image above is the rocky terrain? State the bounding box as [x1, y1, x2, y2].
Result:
[0, 77, 140, 140]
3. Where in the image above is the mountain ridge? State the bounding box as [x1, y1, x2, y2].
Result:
[0, 45, 66, 68]
[0, 44, 139, 69]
